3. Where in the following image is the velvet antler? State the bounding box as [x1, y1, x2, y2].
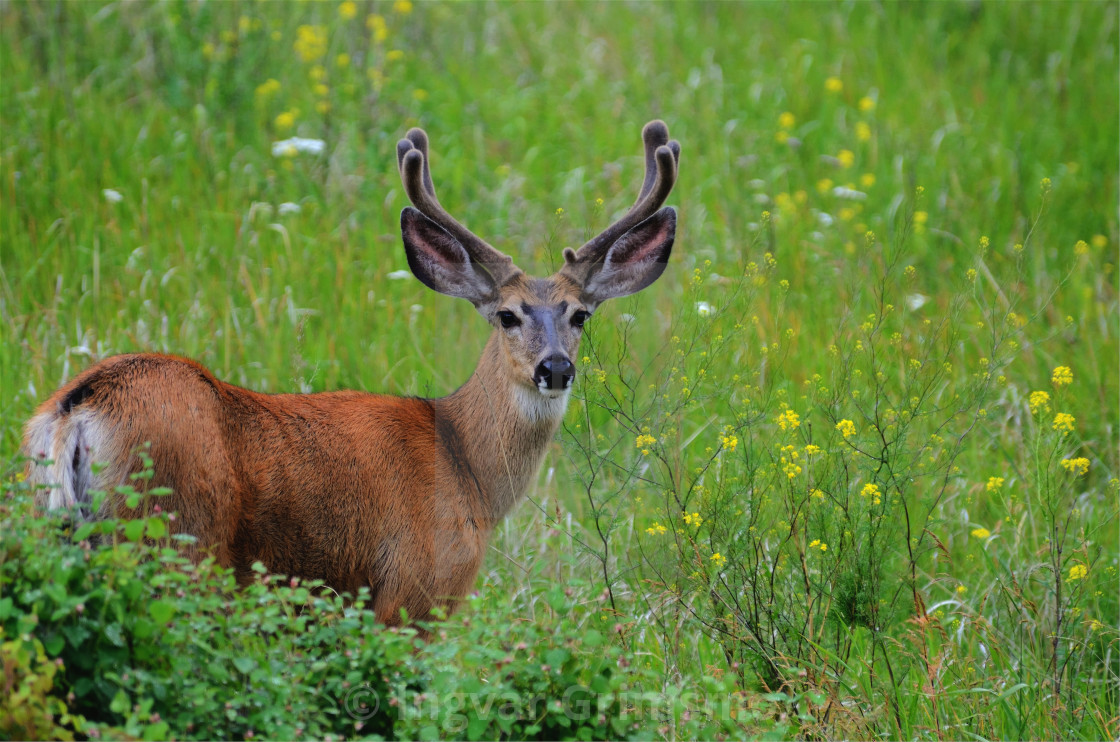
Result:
[397, 128, 519, 285]
[559, 120, 680, 285]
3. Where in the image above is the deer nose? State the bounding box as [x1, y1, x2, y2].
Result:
[534, 355, 575, 390]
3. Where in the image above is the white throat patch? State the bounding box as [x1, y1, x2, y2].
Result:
[512, 384, 571, 424]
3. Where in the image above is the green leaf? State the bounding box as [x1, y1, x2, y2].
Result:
[233, 656, 256, 674]
[104, 622, 127, 647]
[44, 633, 65, 656]
[124, 519, 146, 542]
[142, 721, 170, 741]
[110, 690, 130, 714]
[467, 716, 490, 739]
[149, 600, 176, 624]
[545, 648, 570, 668]
[72, 522, 97, 542]
[147, 518, 167, 539]
[133, 618, 155, 639]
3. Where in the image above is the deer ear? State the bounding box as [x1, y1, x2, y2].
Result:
[581, 207, 676, 306]
[400, 208, 497, 305]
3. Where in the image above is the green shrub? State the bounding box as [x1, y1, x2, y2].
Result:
[1, 477, 418, 740]
[4, 475, 765, 741]
[0, 634, 86, 740]
[395, 590, 778, 741]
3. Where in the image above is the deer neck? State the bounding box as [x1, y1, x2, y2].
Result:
[433, 333, 569, 525]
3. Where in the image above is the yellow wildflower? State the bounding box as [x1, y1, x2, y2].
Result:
[859, 172, 875, 188]
[858, 96, 875, 111]
[294, 25, 328, 63]
[1051, 366, 1073, 386]
[1068, 564, 1088, 581]
[339, 1, 358, 20]
[986, 477, 1004, 492]
[776, 409, 800, 431]
[779, 111, 796, 129]
[645, 522, 667, 536]
[393, 0, 413, 13]
[683, 512, 703, 527]
[335, 52, 350, 68]
[367, 13, 388, 42]
[720, 434, 738, 452]
[810, 489, 825, 500]
[825, 76, 843, 93]
[1028, 391, 1050, 414]
[1075, 240, 1089, 256]
[804, 444, 822, 456]
[635, 433, 656, 455]
[387, 49, 405, 62]
[837, 149, 855, 168]
[971, 527, 991, 539]
[860, 483, 882, 505]
[956, 584, 968, 595]
[1061, 457, 1090, 476]
[1052, 413, 1076, 434]
[1091, 234, 1107, 249]
[255, 78, 281, 100]
[710, 552, 727, 567]
[836, 419, 856, 438]
[274, 111, 296, 131]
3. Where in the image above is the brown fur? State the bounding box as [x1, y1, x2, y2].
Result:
[22, 121, 680, 626]
[23, 334, 564, 624]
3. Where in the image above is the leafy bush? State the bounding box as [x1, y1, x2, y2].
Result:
[3, 475, 767, 741]
[1, 476, 417, 740]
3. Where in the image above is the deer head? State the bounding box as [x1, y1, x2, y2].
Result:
[397, 121, 680, 398]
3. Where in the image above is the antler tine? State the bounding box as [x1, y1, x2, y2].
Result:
[563, 121, 679, 270]
[397, 129, 516, 281]
[636, 120, 680, 203]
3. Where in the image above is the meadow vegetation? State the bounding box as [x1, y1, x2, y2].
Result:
[2, 2, 1117, 739]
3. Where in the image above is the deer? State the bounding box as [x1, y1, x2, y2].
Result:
[22, 120, 680, 626]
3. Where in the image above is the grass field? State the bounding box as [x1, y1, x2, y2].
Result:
[2, 1, 1118, 739]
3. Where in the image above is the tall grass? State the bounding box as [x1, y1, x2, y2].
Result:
[2, 2, 1117, 739]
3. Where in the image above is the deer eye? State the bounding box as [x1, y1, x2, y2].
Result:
[571, 310, 591, 329]
[497, 310, 521, 329]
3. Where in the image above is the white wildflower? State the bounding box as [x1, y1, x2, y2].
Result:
[271, 137, 326, 157]
[906, 294, 929, 311]
[696, 301, 712, 317]
[277, 202, 301, 215]
[386, 270, 412, 280]
[103, 188, 123, 203]
[831, 186, 867, 201]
